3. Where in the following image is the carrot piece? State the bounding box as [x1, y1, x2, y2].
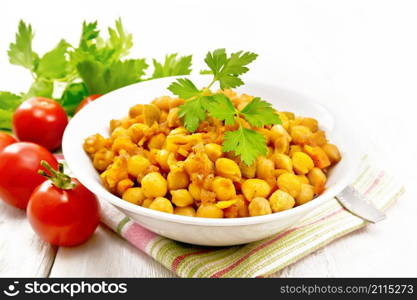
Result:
[304, 145, 331, 169]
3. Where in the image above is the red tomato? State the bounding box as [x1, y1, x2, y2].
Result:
[0, 142, 58, 209]
[0, 132, 17, 152]
[75, 94, 102, 113]
[13, 97, 68, 151]
[27, 161, 100, 246]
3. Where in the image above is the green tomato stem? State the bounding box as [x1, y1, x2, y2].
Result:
[39, 160, 75, 190]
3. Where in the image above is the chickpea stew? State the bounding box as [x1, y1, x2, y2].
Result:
[83, 89, 341, 219]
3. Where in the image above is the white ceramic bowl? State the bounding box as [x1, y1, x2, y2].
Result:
[63, 76, 360, 246]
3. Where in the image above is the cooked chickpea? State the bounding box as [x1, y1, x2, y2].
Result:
[174, 206, 196, 217]
[224, 204, 239, 218]
[111, 127, 129, 139]
[141, 172, 167, 198]
[196, 204, 224, 218]
[269, 190, 295, 212]
[308, 167, 327, 194]
[235, 196, 249, 217]
[142, 198, 153, 208]
[171, 189, 194, 207]
[296, 184, 315, 205]
[270, 124, 290, 142]
[270, 126, 291, 154]
[304, 145, 331, 169]
[277, 173, 301, 198]
[116, 178, 134, 196]
[274, 135, 289, 154]
[127, 155, 150, 178]
[143, 104, 161, 126]
[299, 117, 318, 132]
[215, 158, 241, 181]
[129, 104, 144, 118]
[248, 197, 272, 216]
[84, 134, 106, 155]
[167, 170, 189, 190]
[122, 187, 145, 205]
[275, 169, 291, 177]
[152, 96, 170, 111]
[112, 136, 137, 154]
[241, 179, 271, 201]
[307, 130, 327, 146]
[205, 143, 223, 162]
[256, 156, 275, 181]
[289, 145, 302, 157]
[184, 152, 214, 177]
[167, 107, 180, 127]
[127, 123, 148, 144]
[93, 149, 114, 171]
[290, 125, 312, 145]
[292, 152, 314, 175]
[212, 177, 236, 201]
[188, 182, 202, 201]
[100, 155, 129, 190]
[273, 153, 293, 171]
[239, 161, 256, 178]
[148, 133, 166, 149]
[321, 144, 341, 164]
[283, 111, 295, 120]
[149, 197, 174, 214]
[110, 119, 122, 132]
[168, 98, 185, 109]
[297, 175, 310, 184]
[155, 149, 170, 171]
[256, 128, 272, 145]
[277, 112, 290, 130]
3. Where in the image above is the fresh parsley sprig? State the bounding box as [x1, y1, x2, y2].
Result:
[168, 49, 258, 132]
[167, 49, 281, 165]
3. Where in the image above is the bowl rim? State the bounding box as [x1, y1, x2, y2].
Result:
[63, 76, 360, 227]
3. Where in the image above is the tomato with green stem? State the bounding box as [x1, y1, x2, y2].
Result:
[27, 161, 100, 246]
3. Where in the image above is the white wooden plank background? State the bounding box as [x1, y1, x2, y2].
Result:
[1, 0, 417, 277]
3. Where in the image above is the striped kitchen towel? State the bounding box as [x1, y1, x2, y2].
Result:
[92, 156, 403, 278]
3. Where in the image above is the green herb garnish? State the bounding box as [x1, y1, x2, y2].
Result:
[167, 49, 281, 165]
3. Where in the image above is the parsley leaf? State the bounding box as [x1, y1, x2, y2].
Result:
[205, 94, 236, 125]
[222, 127, 267, 165]
[59, 82, 89, 116]
[70, 19, 133, 71]
[202, 49, 258, 89]
[35, 39, 70, 79]
[204, 48, 227, 76]
[107, 18, 133, 60]
[240, 97, 281, 127]
[0, 91, 22, 111]
[0, 110, 13, 131]
[151, 53, 192, 79]
[25, 78, 53, 98]
[77, 59, 148, 94]
[178, 96, 210, 132]
[79, 21, 100, 51]
[168, 78, 200, 99]
[0, 92, 22, 130]
[204, 94, 280, 164]
[7, 20, 39, 71]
